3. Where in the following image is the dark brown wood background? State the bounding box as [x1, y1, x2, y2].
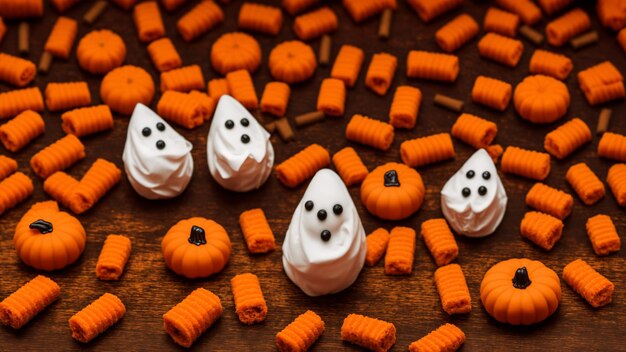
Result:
[0, 0, 624, 351]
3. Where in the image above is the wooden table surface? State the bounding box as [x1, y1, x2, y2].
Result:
[0, 0, 624, 351]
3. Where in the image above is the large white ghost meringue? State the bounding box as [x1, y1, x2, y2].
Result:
[282, 169, 367, 296]
[207, 95, 274, 192]
[441, 149, 508, 237]
[122, 103, 194, 199]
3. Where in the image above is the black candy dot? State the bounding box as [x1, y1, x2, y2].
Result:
[462, 187, 471, 197]
[321, 230, 331, 241]
[317, 209, 327, 220]
[225, 120, 234, 129]
[305, 200, 314, 211]
[333, 204, 343, 215]
[466, 170, 475, 179]
[478, 186, 487, 196]
[156, 140, 165, 150]
[482, 171, 491, 180]
[156, 122, 165, 131]
[241, 134, 250, 144]
[241, 118, 249, 127]
[142, 127, 151, 137]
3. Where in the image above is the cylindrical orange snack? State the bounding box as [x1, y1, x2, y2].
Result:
[0, 0, 43, 19]
[45, 82, 91, 112]
[161, 64, 204, 92]
[0, 275, 60, 329]
[157, 90, 205, 129]
[483, 7, 519, 37]
[598, 132, 626, 162]
[514, 75, 570, 124]
[0, 53, 36, 87]
[0, 87, 43, 120]
[451, 113, 498, 149]
[239, 2, 282, 36]
[332, 147, 368, 187]
[283, 0, 317, 15]
[239, 208, 276, 254]
[275, 310, 324, 352]
[111, 0, 136, 10]
[132, 1, 165, 43]
[226, 69, 258, 109]
[0, 172, 33, 215]
[160, 0, 186, 11]
[389, 86, 421, 129]
[434, 263, 471, 315]
[478, 33, 524, 67]
[365, 53, 397, 96]
[0, 110, 44, 152]
[365, 228, 390, 267]
[577, 61, 625, 106]
[486, 144, 504, 163]
[400, 133, 455, 168]
[406, 50, 459, 82]
[408, 323, 465, 352]
[495, 0, 541, 25]
[471, 76, 512, 111]
[76, 29, 126, 75]
[101, 65, 155, 115]
[546, 8, 590, 47]
[96, 234, 132, 281]
[607, 163, 626, 206]
[421, 218, 458, 267]
[69, 158, 121, 214]
[525, 183, 573, 220]
[597, 0, 626, 30]
[275, 144, 330, 188]
[51, 0, 80, 13]
[231, 273, 267, 325]
[544, 118, 591, 159]
[0, 155, 17, 180]
[385, 226, 416, 275]
[501, 146, 550, 181]
[0, 18, 5, 43]
[188, 90, 216, 121]
[30, 134, 85, 179]
[520, 211, 564, 250]
[340, 314, 397, 352]
[269, 40, 317, 84]
[330, 45, 364, 88]
[44, 16, 77, 59]
[529, 50, 573, 81]
[62, 105, 114, 138]
[407, 0, 462, 23]
[210, 32, 261, 75]
[586, 215, 621, 256]
[208, 78, 230, 99]
[566, 162, 605, 206]
[293, 6, 337, 41]
[147, 38, 182, 73]
[342, 0, 396, 23]
[435, 14, 479, 53]
[43, 171, 79, 210]
[177, 0, 223, 41]
[69, 293, 126, 343]
[260, 82, 290, 117]
[563, 259, 614, 308]
[346, 114, 394, 151]
[317, 78, 345, 116]
[538, 0, 573, 16]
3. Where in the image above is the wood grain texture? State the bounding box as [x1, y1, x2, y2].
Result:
[0, 1, 624, 351]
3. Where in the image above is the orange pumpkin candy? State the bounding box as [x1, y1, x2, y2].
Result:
[480, 258, 561, 325]
[360, 162, 425, 220]
[13, 201, 86, 271]
[161, 217, 232, 279]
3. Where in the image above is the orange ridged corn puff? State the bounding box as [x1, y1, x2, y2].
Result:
[208, 78, 230, 99]
[51, 0, 80, 13]
[69, 158, 121, 214]
[44, 16, 77, 59]
[407, 0, 462, 23]
[578, 61, 625, 106]
[69, 293, 125, 343]
[160, 0, 186, 11]
[239, 208, 275, 254]
[0, 0, 43, 19]
[0, 172, 33, 215]
[62, 105, 114, 137]
[163, 288, 223, 347]
[597, 0, 626, 30]
[389, 86, 421, 129]
[188, 90, 216, 121]
[598, 132, 626, 162]
[483, 7, 519, 37]
[434, 264, 471, 315]
[0, 53, 36, 87]
[586, 215, 620, 256]
[619, 28, 626, 53]
[544, 118, 591, 159]
[365, 228, 390, 267]
[421, 218, 458, 267]
[520, 211, 564, 250]
[607, 163, 626, 206]
[486, 144, 504, 163]
[546, 8, 590, 47]
[226, 69, 258, 109]
[365, 53, 397, 96]
[451, 113, 498, 149]
[501, 146, 550, 181]
[400, 133, 455, 168]
[133, 1, 165, 43]
[538, 0, 573, 16]
[260, 81, 290, 117]
[529, 50, 573, 81]
[45, 82, 91, 112]
[177, 0, 224, 42]
[239, 2, 282, 36]
[0, 155, 17, 180]
[408, 323, 465, 352]
[385, 226, 416, 275]
[276, 310, 324, 352]
[147, 38, 182, 72]
[563, 259, 614, 308]
[331, 45, 364, 88]
[275, 144, 330, 188]
[346, 114, 394, 151]
[0, 18, 5, 43]
[283, 0, 317, 15]
[43, 171, 79, 208]
[332, 147, 368, 187]
[0, 275, 60, 329]
[293, 6, 337, 41]
[231, 273, 267, 324]
[0, 110, 44, 152]
[157, 90, 205, 129]
[525, 183, 573, 220]
[495, 0, 541, 25]
[317, 78, 345, 116]
[478, 33, 524, 67]
[96, 234, 132, 281]
[341, 314, 396, 352]
[436, 14, 479, 53]
[342, 0, 396, 23]
[111, 0, 137, 10]
[566, 162, 605, 205]
[30, 134, 85, 179]
[160, 64, 204, 92]
[471, 75, 512, 111]
[406, 50, 459, 82]
[0, 87, 43, 120]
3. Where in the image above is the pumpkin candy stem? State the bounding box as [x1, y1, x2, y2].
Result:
[29, 219, 53, 234]
[188, 225, 207, 246]
[384, 170, 400, 187]
[512, 267, 532, 289]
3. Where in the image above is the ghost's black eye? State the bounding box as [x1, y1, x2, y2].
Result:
[156, 122, 165, 131]
[240, 118, 249, 127]
[305, 200, 314, 211]
[333, 204, 343, 215]
[478, 186, 487, 196]
[241, 134, 250, 144]
[320, 230, 331, 241]
[142, 127, 151, 137]
[466, 170, 475, 179]
[482, 171, 491, 180]
[317, 209, 327, 220]
[462, 187, 471, 197]
[156, 140, 165, 150]
[225, 120, 234, 129]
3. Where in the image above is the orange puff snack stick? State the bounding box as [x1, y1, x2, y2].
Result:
[260, 82, 290, 117]
[598, 132, 626, 162]
[69, 293, 125, 343]
[0, 172, 33, 215]
[51, 0, 80, 13]
[436, 14, 479, 53]
[566, 163, 605, 205]
[160, 0, 186, 11]
[407, 0, 462, 23]
[239, 208, 276, 254]
[317, 78, 345, 116]
[0, 53, 36, 87]
[538, 0, 572, 16]
[177, 0, 224, 41]
[210, 32, 261, 75]
[577, 61, 625, 106]
[607, 163, 626, 206]
[408, 323, 465, 352]
[0, 275, 60, 329]
[365, 228, 390, 267]
[111, 0, 137, 10]
[226, 69, 258, 109]
[544, 118, 591, 159]
[69, 158, 121, 214]
[62, 105, 114, 138]
[478, 33, 523, 67]
[0, 87, 44, 120]
[283, 0, 317, 15]
[189, 91, 216, 121]
[157, 90, 205, 129]
[0, 0, 43, 19]
[45, 82, 91, 112]
[346, 114, 394, 151]
[341, 314, 397, 352]
[132, 1, 165, 43]
[586, 215, 621, 256]
[208, 78, 230, 99]
[275, 144, 330, 188]
[471, 76, 511, 111]
[161, 64, 204, 92]
[0, 155, 17, 180]
[389, 86, 421, 129]
[400, 133, 455, 168]
[342, 0, 396, 23]
[495, 0, 541, 25]
[501, 146, 550, 181]
[0, 110, 44, 152]
[332, 147, 368, 187]
[529, 50, 573, 81]
[44, 16, 77, 59]
[520, 211, 564, 250]
[147, 38, 182, 72]
[238, 2, 282, 36]
[365, 53, 397, 96]
[385, 227, 416, 275]
[96, 234, 131, 281]
[546, 9, 590, 47]
[76, 30, 126, 75]
[597, 0, 626, 30]
[451, 113, 497, 149]
[421, 218, 458, 267]
[231, 273, 267, 324]
[434, 264, 471, 314]
[486, 144, 504, 164]
[525, 183, 573, 220]
[42, 172, 79, 208]
[563, 259, 614, 308]
[30, 134, 85, 179]
[164, 288, 223, 348]
[483, 7, 519, 37]
[331, 45, 364, 88]
[276, 310, 324, 352]
[0, 18, 5, 43]
[294, 7, 337, 41]
[406, 50, 459, 82]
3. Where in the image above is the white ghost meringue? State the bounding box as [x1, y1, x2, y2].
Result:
[122, 103, 194, 199]
[441, 149, 508, 237]
[282, 169, 366, 296]
[207, 95, 274, 192]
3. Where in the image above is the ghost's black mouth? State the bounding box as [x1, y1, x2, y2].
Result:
[320, 230, 331, 241]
